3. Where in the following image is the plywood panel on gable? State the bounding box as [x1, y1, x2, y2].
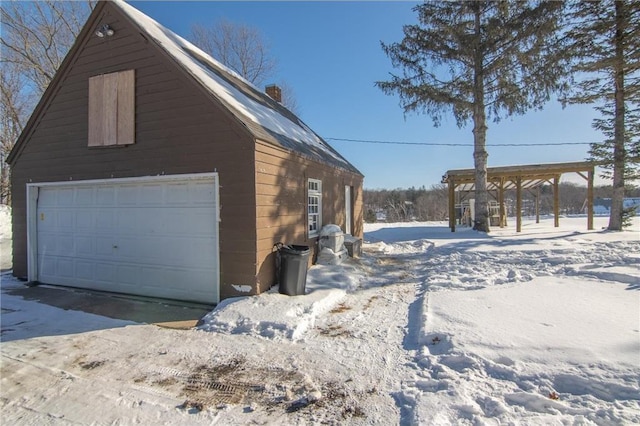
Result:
[87, 74, 104, 147]
[117, 69, 135, 145]
[103, 72, 118, 146]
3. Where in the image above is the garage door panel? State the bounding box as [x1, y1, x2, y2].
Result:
[37, 233, 57, 253]
[76, 187, 94, 205]
[117, 236, 166, 263]
[38, 187, 58, 205]
[38, 234, 73, 257]
[187, 210, 217, 236]
[188, 239, 216, 265]
[75, 236, 94, 255]
[95, 210, 115, 233]
[142, 211, 165, 233]
[191, 184, 216, 204]
[75, 261, 94, 280]
[95, 263, 114, 282]
[76, 210, 94, 229]
[164, 210, 207, 235]
[97, 186, 115, 205]
[56, 210, 75, 229]
[40, 256, 57, 277]
[33, 175, 219, 303]
[56, 188, 74, 205]
[115, 209, 138, 233]
[142, 268, 214, 299]
[116, 264, 139, 285]
[116, 185, 138, 205]
[178, 244, 215, 268]
[95, 236, 115, 256]
[56, 258, 74, 278]
[166, 182, 190, 204]
[142, 266, 179, 289]
[138, 184, 164, 205]
[189, 268, 217, 288]
[39, 256, 74, 280]
[164, 211, 187, 234]
[57, 235, 74, 255]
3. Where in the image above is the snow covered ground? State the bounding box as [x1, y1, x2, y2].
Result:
[1, 213, 639, 425]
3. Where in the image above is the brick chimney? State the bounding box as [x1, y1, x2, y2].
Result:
[265, 84, 282, 103]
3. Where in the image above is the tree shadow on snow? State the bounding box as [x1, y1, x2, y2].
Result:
[365, 225, 488, 244]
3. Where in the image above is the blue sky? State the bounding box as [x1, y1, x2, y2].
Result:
[130, 1, 602, 189]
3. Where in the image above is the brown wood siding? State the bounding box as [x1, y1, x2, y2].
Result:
[10, 5, 257, 301]
[254, 141, 363, 292]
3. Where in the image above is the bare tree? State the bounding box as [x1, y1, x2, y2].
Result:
[189, 19, 301, 114]
[0, 62, 30, 204]
[415, 184, 449, 221]
[277, 81, 300, 116]
[0, 0, 93, 203]
[1, 1, 92, 93]
[190, 20, 276, 86]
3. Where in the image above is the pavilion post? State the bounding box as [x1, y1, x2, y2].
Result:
[499, 178, 505, 228]
[587, 168, 594, 230]
[553, 175, 560, 228]
[536, 186, 540, 224]
[516, 176, 522, 232]
[449, 177, 456, 232]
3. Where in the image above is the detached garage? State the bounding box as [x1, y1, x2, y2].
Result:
[7, 0, 363, 304]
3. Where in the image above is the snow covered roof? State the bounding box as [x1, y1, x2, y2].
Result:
[112, 0, 360, 175]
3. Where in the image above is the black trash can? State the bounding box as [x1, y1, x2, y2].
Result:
[276, 244, 310, 296]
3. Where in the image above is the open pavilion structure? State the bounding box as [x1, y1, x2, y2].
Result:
[442, 161, 596, 232]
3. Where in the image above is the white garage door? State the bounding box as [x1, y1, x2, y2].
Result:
[28, 174, 219, 304]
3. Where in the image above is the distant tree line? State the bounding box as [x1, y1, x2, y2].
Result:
[364, 183, 640, 223]
[364, 185, 447, 223]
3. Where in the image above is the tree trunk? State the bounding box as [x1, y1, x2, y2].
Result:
[472, 2, 490, 232]
[609, 0, 626, 231]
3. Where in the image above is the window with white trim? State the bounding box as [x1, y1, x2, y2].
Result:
[308, 179, 322, 237]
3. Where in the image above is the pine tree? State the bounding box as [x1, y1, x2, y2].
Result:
[376, 1, 567, 232]
[563, 0, 640, 230]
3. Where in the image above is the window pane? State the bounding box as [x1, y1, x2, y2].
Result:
[307, 179, 322, 236]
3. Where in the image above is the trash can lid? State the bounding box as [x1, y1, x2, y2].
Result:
[280, 244, 310, 254]
[319, 224, 343, 237]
